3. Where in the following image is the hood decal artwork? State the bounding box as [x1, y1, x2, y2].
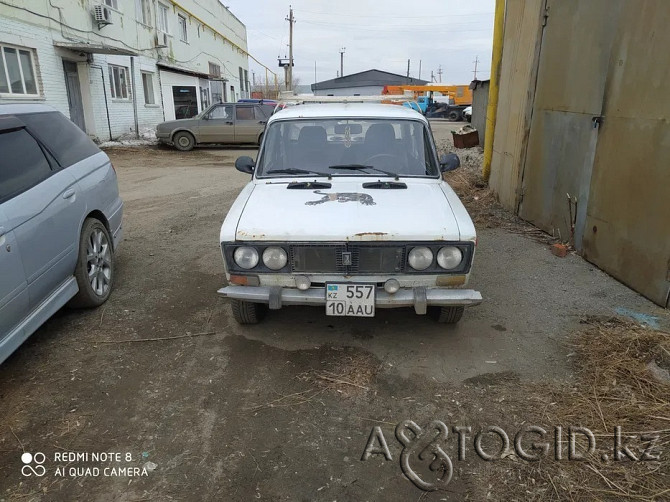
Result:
[305, 190, 376, 206]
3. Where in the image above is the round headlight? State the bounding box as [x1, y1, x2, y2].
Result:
[262, 246, 288, 270]
[437, 246, 463, 269]
[233, 246, 259, 269]
[408, 247, 433, 270]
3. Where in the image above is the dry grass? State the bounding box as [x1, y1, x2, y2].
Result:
[297, 350, 380, 397]
[444, 166, 558, 245]
[494, 318, 670, 501]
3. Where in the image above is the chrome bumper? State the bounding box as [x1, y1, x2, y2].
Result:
[217, 286, 482, 315]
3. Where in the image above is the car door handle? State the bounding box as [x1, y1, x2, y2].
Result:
[62, 189, 75, 199]
[258, 120, 266, 124]
[226, 121, 234, 125]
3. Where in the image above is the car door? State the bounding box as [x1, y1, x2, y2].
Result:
[0, 125, 84, 311]
[234, 105, 265, 143]
[197, 104, 235, 144]
[0, 206, 28, 342]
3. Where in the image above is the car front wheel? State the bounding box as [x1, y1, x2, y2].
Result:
[69, 218, 115, 308]
[428, 306, 464, 324]
[231, 299, 267, 324]
[173, 131, 195, 151]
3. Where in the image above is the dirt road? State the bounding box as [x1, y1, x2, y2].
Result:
[0, 123, 666, 501]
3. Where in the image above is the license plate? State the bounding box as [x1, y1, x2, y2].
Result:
[325, 284, 375, 317]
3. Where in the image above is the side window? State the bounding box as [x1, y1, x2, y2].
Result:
[208, 105, 232, 120]
[21, 112, 100, 168]
[0, 128, 52, 202]
[235, 106, 254, 121]
[254, 106, 268, 120]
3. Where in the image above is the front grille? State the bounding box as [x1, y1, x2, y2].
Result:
[289, 244, 405, 274]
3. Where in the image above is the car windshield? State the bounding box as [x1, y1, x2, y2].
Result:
[255, 118, 439, 178]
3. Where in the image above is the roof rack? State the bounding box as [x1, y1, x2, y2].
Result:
[277, 92, 414, 104]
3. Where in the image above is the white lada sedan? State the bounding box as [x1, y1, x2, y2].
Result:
[218, 102, 482, 324]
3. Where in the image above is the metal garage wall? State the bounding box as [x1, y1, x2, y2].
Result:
[582, 1, 670, 307]
[488, 0, 545, 210]
[518, 0, 622, 244]
[471, 80, 489, 148]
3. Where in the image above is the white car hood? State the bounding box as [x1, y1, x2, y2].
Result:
[234, 179, 462, 242]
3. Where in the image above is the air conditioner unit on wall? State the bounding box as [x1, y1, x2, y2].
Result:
[155, 32, 168, 48]
[92, 5, 113, 28]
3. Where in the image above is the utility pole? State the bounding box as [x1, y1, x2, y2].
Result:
[437, 65, 443, 83]
[431, 70, 435, 83]
[406, 59, 410, 78]
[418, 60, 422, 80]
[285, 6, 295, 91]
[251, 70, 256, 87]
[340, 47, 345, 77]
[473, 56, 480, 79]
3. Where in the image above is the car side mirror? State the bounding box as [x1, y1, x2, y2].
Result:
[439, 153, 460, 172]
[235, 156, 255, 174]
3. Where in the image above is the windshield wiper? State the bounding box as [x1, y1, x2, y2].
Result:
[328, 164, 399, 180]
[265, 168, 330, 178]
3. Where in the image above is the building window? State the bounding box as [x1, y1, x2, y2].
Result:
[108, 64, 130, 99]
[135, 0, 151, 25]
[178, 14, 187, 42]
[244, 69, 249, 93]
[208, 62, 221, 78]
[104, 0, 119, 10]
[0, 44, 38, 96]
[141, 72, 155, 104]
[238, 67, 243, 93]
[157, 3, 170, 33]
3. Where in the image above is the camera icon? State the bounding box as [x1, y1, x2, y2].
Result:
[21, 452, 46, 477]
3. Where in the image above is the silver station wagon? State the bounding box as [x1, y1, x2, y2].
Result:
[0, 104, 123, 365]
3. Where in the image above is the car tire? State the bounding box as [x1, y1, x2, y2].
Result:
[173, 131, 195, 151]
[231, 299, 267, 324]
[69, 218, 115, 308]
[428, 306, 464, 324]
[257, 132, 263, 146]
[447, 110, 461, 122]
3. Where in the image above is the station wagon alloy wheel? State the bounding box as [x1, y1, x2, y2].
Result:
[69, 218, 115, 308]
[87, 228, 112, 296]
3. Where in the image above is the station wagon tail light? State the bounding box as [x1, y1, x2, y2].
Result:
[408, 247, 433, 271]
[233, 246, 259, 269]
[437, 246, 463, 270]
[262, 246, 288, 270]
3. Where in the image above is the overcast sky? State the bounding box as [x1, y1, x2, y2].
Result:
[224, 0, 495, 89]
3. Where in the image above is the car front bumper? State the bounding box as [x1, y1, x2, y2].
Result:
[217, 286, 482, 314]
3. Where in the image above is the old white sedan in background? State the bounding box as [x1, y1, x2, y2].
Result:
[218, 102, 482, 324]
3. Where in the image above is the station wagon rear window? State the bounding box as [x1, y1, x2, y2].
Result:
[21, 112, 100, 168]
[255, 119, 439, 178]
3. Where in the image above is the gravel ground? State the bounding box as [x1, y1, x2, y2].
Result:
[0, 124, 667, 501]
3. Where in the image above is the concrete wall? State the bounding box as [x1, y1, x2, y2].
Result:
[471, 80, 489, 147]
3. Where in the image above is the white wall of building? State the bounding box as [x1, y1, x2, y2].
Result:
[0, 0, 251, 140]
